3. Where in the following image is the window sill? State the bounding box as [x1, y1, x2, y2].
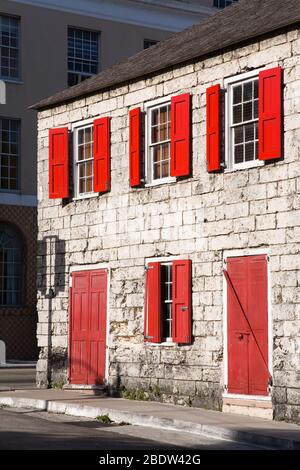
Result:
[224, 161, 264, 172]
[0, 78, 23, 85]
[145, 341, 177, 347]
[73, 193, 99, 201]
[145, 177, 176, 187]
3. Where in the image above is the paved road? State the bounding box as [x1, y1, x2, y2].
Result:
[0, 407, 263, 450]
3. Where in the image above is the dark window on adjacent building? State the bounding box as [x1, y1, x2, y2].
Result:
[0, 223, 23, 306]
[0, 15, 20, 80]
[68, 27, 99, 87]
[213, 0, 238, 8]
[144, 39, 158, 49]
[0, 118, 20, 191]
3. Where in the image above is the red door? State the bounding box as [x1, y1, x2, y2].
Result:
[227, 255, 269, 396]
[69, 269, 107, 385]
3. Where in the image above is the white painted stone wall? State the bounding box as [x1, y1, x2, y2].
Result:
[36, 28, 300, 422]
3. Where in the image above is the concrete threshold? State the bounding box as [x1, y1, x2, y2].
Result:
[0, 393, 300, 450]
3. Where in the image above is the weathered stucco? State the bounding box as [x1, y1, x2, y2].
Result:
[36, 28, 300, 423]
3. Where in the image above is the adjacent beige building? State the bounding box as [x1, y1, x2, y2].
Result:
[0, 0, 225, 359]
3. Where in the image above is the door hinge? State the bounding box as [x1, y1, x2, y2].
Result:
[145, 265, 154, 271]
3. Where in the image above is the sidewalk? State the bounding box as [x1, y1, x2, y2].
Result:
[0, 388, 300, 449]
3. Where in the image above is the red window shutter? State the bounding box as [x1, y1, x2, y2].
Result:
[170, 93, 191, 177]
[129, 107, 141, 187]
[206, 84, 221, 172]
[144, 262, 161, 343]
[94, 117, 111, 192]
[172, 259, 192, 344]
[49, 127, 69, 199]
[259, 66, 282, 161]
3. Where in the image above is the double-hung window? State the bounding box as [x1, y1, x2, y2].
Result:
[0, 118, 20, 191]
[68, 27, 99, 87]
[144, 259, 192, 345]
[74, 124, 94, 197]
[225, 71, 262, 171]
[0, 15, 20, 80]
[146, 101, 172, 184]
[207, 66, 282, 173]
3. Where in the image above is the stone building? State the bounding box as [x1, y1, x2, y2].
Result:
[33, 0, 300, 424]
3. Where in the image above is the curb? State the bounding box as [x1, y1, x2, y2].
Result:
[0, 396, 299, 450]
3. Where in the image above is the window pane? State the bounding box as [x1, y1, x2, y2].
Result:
[234, 126, 243, 144]
[233, 85, 242, 104]
[245, 123, 254, 142]
[243, 81, 252, 102]
[245, 142, 254, 161]
[153, 162, 161, 180]
[253, 99, 258, 119]
[152, 109, 159, 126]
[161, 160, 169, 178]
[78, 145, 84, 161]
[234, 144, 244, 164]
[151, 126, 159, 143]
[243, 101, 252, 121]
[85, 177, 93, 193]
[160, 106, 168, 124]
[159, 124, 168, 141]
[254, 79, 258, 99]
[85, 161, 93, 177]
[153, 146, 161, 163]
[233, 105, 242, 124]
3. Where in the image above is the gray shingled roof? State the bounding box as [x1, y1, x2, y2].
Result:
[32, 0, 300, 110]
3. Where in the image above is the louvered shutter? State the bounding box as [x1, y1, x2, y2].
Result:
[170, 93, 191, 177]
[129, 107, 141, 187]
[172, 259, 192, 344]
[144, 262, 161, 343]
[49, 127, 69, 199]
[258, 66, 282, 161]
[94, 117, 111, 192]
[206, 84, 221, 172]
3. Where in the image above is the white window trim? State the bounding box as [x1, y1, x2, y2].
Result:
[73, 121, 96, 200]
[224, 68, 265, 173]
[222, 248, 273, 401]
[145, 255, 189, 346]
[145, 96, 176, 186]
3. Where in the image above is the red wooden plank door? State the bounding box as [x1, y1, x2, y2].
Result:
[70, 269, 107, 385]
[227, 255, 269, 396]
[88, 270, 107, 385]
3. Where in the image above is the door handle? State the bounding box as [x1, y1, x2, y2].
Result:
[181, 306, 188, 311]
[238, 333, 244, 340]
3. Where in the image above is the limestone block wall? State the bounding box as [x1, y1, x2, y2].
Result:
[36, 28, 300, 422]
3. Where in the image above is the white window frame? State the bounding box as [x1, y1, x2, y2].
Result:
[224, 68, 265, 173]
[145, 96, 176, 187]
[161, 261, 173, 343]
[72, 118, 97, 200]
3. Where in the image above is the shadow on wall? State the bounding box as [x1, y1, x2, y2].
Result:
[37, 236, 67, 387]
